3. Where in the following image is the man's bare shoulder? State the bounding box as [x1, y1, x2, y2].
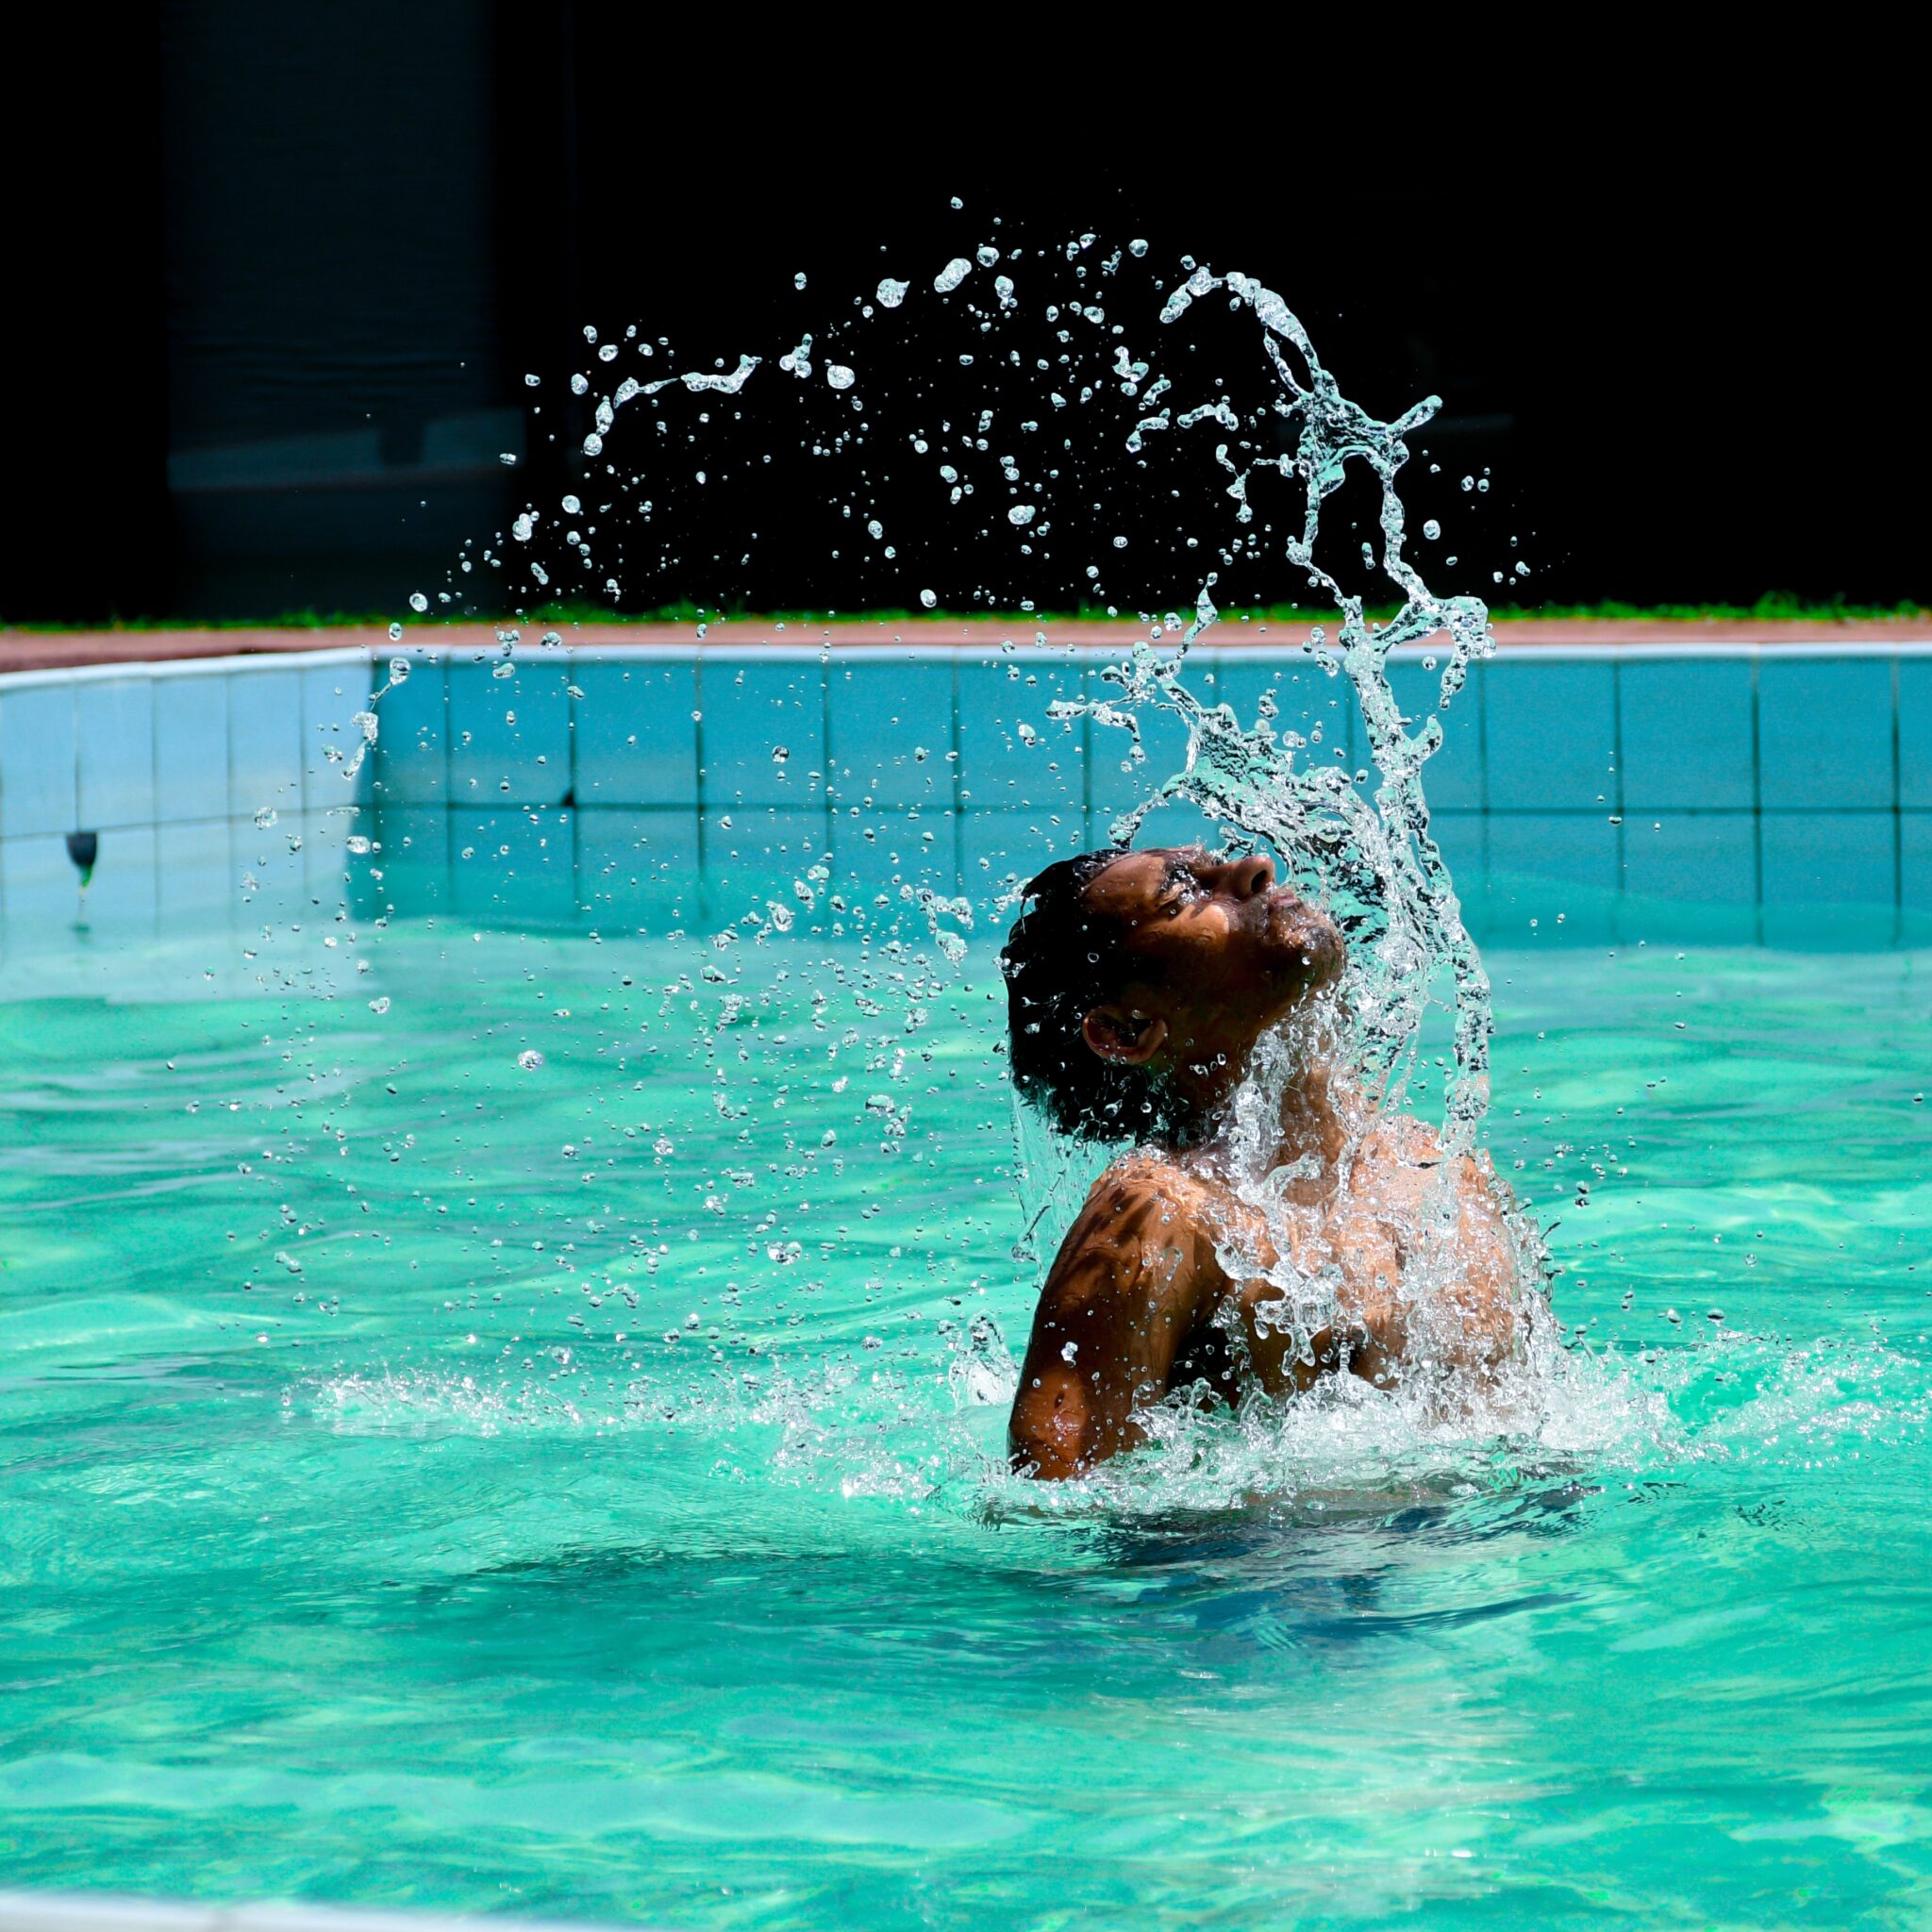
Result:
[1091, 1145, 1221, 1211]
[1353, 1112, 1509, 1211]
[1046, 1146, 1227, 1295]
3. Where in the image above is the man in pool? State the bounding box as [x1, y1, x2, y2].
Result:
[1002, 846, 1525, 1479]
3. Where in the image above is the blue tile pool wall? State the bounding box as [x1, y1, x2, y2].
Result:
[9, 641, 1932, 949]
[354, 641, 1932, 945]
[0, 652, 378, 942]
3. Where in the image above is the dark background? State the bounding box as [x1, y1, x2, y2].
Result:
[9, 6, 1922, 625]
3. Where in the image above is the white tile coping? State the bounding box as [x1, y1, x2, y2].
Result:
[8, 638, 1932, 694]
[0, 647, 373, 692]
[0, 1894, 662, 1932]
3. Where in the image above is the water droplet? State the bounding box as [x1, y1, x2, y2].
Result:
[876, 277, 909, 308]
[934, 258, 973, 294]
[867, 519, 884, 540]
[772, 745, 790, 763]
[389, 657, 409, 685]
[919, 589, 938, 608]
[408, 591, 428, 612]
[826, 365, 856, 391]
[793, 271, 808, 291]
[1423, 519, 1441, 541]
[1128, 239, 1149, 257]
[254, 808, 277, 829]
[518, 1049, 544, 1071]
[1008, 505, 1036, 525]
[369, 996, 391, 1016]
[388, 622, 403, 641]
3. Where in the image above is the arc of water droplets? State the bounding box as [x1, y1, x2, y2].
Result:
[583, 354, 763, 456]
[1088, 266, 1496, 1149]
[471, 242, 1495, 1153]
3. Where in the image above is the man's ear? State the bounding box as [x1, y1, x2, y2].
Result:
[1081, 1006, 1168, 1066]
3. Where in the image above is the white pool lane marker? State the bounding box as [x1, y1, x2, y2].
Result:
[0, 1896, 668, 1932]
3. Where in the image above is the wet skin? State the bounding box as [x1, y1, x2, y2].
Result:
[1008, 847, 1522, 1480]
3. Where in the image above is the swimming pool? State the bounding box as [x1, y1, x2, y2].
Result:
[4, 639, 1931, 1928]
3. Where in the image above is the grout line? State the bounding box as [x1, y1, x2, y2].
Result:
[820, 650, 833, 858]
[691, 656, 707, 875]
[1474, 658, 1490, 880]
[1893, 654, 1905, 941]
[220, 672, 234, 842]
[1610, 658, 1625, 906]
[439, 658, 454, 815]
[147, 674, 161, 835]
[950, 655, 964, 893]
[1079, 658, 1092, 848]
[1750, 652, 1765, 945]
[568, 664, 582, 908]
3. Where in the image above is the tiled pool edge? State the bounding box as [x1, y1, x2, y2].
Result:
[13, 638, 1932, 824]
[9, 641, 1932, 945]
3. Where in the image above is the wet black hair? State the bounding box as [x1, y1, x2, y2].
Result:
[1000, 848, 1183, 1145]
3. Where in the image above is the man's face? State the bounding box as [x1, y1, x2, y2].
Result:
[1076, 846, 1343, 1080]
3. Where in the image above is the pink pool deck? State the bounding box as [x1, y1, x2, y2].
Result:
[3, 618, 1929, 675]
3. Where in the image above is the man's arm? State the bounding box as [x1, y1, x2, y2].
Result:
[1321, 1138, 1521, 1378]
[1008, 1163, 1215, 1479]
[1432, 1151, 1524, 1369]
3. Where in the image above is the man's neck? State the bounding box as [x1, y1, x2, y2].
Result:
[1162, 1058, 1350, 1191]
[1273, 1060, 1349, 1173]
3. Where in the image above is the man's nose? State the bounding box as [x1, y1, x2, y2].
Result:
[1224, 855, 1275, 899]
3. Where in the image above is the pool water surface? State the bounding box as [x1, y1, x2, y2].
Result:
[4, 837, 1930, 1929]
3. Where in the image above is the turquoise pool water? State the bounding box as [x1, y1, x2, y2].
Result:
[4, 841, 1930, 1929]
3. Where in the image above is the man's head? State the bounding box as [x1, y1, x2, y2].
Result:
[1001, 845, 1344, 1143]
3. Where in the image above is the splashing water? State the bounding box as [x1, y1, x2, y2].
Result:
[17, 225, 1932, 1932]
[1010, 267, 1545, 1440]
[1072, 265, 1496, 1155]
[394, 225, 1571, 1494]
[469, 240, 1496, 1154]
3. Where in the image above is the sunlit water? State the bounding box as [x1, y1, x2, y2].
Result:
[5, 887, 1930, 1929]
[7, 223, 1929, 1926]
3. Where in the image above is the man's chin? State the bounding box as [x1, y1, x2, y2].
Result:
[1262, 894, 1344, 984]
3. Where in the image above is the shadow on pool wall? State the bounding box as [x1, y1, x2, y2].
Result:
[5, 638, 1932, 960]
